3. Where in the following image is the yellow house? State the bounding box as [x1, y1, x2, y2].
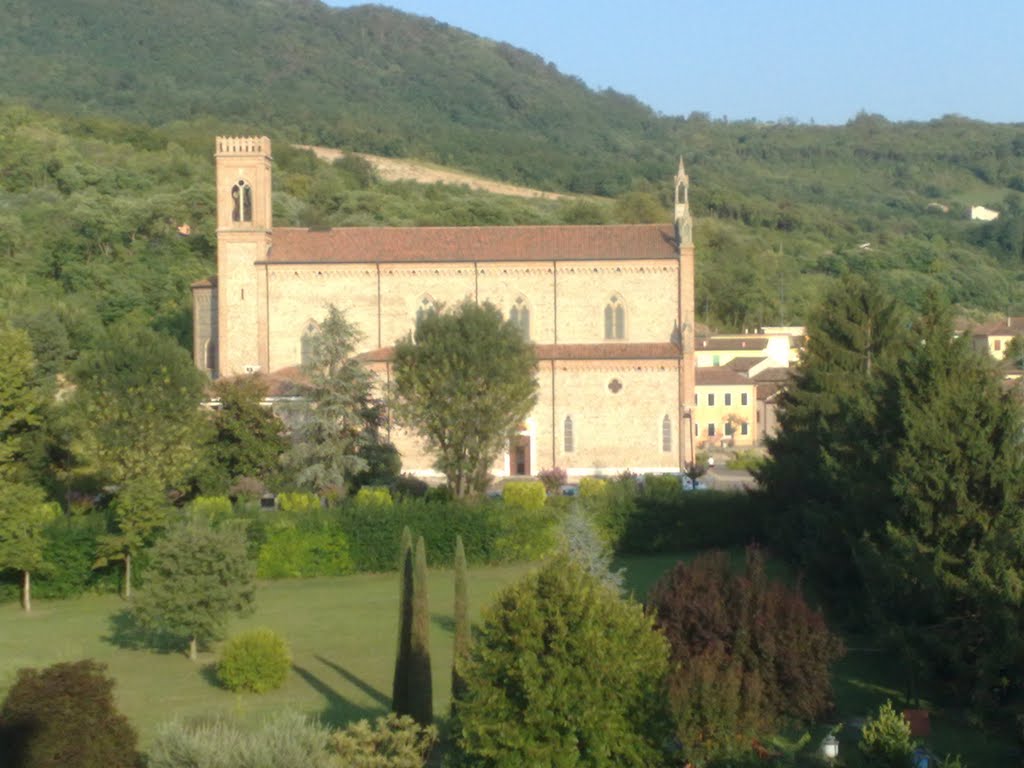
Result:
[693, 368, 758, 449]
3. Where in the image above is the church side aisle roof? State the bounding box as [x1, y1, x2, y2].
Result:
[263, 224, 679, 264]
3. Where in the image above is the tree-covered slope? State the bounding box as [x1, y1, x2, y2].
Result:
[2, 0, 1024, 341]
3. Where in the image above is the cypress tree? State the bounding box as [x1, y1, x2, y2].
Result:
[409, 536, 433, 725]
[391, 526, 414, 716]
[452, 534, 470, 706]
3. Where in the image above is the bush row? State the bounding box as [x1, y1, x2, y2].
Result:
[1, 478, 765, 602]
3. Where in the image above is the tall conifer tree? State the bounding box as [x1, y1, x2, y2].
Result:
[452, 534, 469, 706]
[391, 526, 414, 716]
[409, 536, 433, 725]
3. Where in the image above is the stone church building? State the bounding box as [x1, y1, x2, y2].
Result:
[193, 136, 716, 480]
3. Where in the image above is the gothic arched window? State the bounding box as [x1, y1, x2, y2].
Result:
[231, 179, 253, 222]
[300, 321, 318, 367]
[564, 416, 574, 454]
[662, 415, 672, 453]
[509, 296, 530, 339]
[604, 295, 625, 340]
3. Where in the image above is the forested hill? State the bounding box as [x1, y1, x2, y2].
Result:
[3, 0, 1024, 353]
[0, 0, 675, 194]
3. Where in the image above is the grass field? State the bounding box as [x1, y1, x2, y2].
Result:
[0, 562, 536, 746]
[2, 554, 1018, 764]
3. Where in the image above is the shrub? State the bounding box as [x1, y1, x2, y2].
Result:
[500, 480, 546, 511]
[578, 474, 639, 549]
[648, 547, 843, 764]
[332, 714, 437, 768]
[537, 467, 567, 495]
[217, 628, 291, 693]
[619, 489, 762, 553]
[450, 557, 672, 767]
[256, 523, 353, 578]
[277, 492, 322, 514]
[0, 659, 140, 768]
[578, 476, 607, 499]
[859, 700, 917, 768]
[148, 711, 335, 768]
[188, 495, 235, 522]
[391, 474, 429, 498]
[727, 449, 767, 473]
[490, 503, 561, 563]
[355, 486, 393, 508]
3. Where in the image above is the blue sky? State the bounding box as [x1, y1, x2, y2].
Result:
[323, 0, 1023, 125]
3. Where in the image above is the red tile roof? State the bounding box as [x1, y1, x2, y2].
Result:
[971, 317, 1024, 336]
[724, 356, 767, 373]
[191, 276, 216, 289]
[263, 224, 680, 264]
[356, 342, 682, 364]
[696, 368, 753, 386]
[696, 337, 770, 351]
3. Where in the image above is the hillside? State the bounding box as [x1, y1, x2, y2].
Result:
[1, 0, 1024, 345]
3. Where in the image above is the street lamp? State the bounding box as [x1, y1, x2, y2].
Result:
[820, 734, 839, 761]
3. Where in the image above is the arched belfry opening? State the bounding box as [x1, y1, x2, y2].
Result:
[231, 179, 253, 222]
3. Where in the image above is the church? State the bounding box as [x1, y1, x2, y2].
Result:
[192, 136, 754, 481]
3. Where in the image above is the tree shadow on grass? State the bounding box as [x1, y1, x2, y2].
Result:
[314, 654, 389, 708]
[431, 613, 455, 633]
[103, 608, 182, 654]
[292, 663, 380, 728]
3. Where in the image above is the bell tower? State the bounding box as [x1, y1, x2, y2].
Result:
[675, 158, 697, 466]
[215, 136, 272, 377]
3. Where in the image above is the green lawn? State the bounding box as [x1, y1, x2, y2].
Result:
[2, 554, 1017, 765]
[0, 563, 535, 747]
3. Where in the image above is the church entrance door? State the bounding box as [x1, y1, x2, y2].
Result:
[512, 435, 531, 476]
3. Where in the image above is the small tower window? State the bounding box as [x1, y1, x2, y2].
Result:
[204, 339, 217, 373]
[300, 322, 318, 367]
[231, 179, 253, 223]
[662, 415, 672, 452]
[604, 295, 625, 340]
[510, 296, 530, 340]
[564, 416, 574, 453]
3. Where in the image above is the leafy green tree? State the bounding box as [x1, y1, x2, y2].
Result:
[0, 326, 43, 484]
[71, 322, 209, 490]
[0, 481, 59, 611]
[859, 700, 917, 768]
[450, 557, 671, 768]
[0, 659, 140, 768]
[70, 323, 209, 596]
[282, 305, 392, 496]
[131, 517, 255, 660]
[392, 301, 538, 497]
[1003, 334, 1024, 368]
[409, 536, 432, 726]
[199, 374, 287, 493]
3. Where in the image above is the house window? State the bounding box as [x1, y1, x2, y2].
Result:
[741, 423, 749, 436]
[995, 339, 1003, 351]
[712, 354, 720, 366]
[707, 423, 716, 437]
[564, 416, 574, 453]
[301, 322, 318, 366]
[741, 392, 748, 406]
[724, 393, 732, 406]
[707, 393, 715, 406]
[694, 422, 699, 436]
[604, 295, 625, 340]
[662, 415, 671, 452]
[509, 296, 530, 340]
[725, 422, 734, 436]
[231, 179, 252, 222]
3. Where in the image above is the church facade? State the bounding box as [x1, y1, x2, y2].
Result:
[192, 136, 711, 479]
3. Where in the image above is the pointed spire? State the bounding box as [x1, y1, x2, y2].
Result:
[674, 157, 692, 248]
